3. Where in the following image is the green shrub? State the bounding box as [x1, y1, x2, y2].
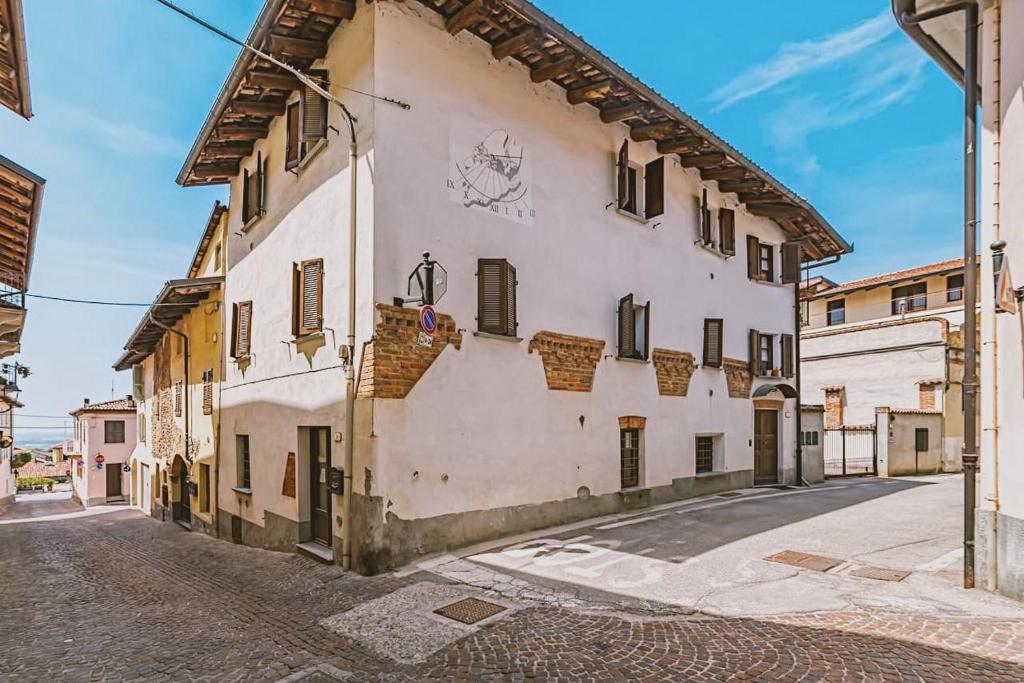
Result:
[16, 476, 55, 489]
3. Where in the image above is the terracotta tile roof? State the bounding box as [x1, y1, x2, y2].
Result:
[808, 258, 965, 299]
[70, 397, 136, 416]
[14, 460, 72, 478]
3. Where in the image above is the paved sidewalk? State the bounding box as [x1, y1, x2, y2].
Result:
[1, 478, 1023, 681]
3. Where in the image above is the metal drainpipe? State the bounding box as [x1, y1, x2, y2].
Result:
[150, 314, 190, 484]
[899, 1, 979, 589]
[341, 116, 358, 572]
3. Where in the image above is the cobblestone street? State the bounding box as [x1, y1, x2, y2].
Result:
[2, 491, 1024, 682]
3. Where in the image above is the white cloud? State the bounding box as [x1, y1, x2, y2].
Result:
[708, 9, 895, 110]
[66, 106, 184, 158]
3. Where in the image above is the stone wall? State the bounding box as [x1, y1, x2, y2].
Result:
[152, 337, 186, 462]
[357, 304, 462, 399]
[527, 331, 604, 392]
[651, 348, 695, 397]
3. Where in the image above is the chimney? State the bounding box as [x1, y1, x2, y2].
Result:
[125, 394, 132, 402]
[83, 398, 90, 406]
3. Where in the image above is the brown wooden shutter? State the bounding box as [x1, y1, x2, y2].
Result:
[719, 208, 735, 255]
[703, 318, 723, 368]
[616, 139, 629, 210]
[748, 328, 760, 375]
[301, 70, 329, 142]
[781, 333, 794, 378]
[782, 242, 802, 284]
[230, 303, 239, 358]
[642, 300, 651, 359]
[746, 235, 760, 279]
[477, 259, 505, 335]
[291, 263, 301, 337]
[236, 301, 253, 357]
[242, 169, 251, 224]
[504, 261, 517, 336]
[256, 152, 265, 214]
[701, 189, 712, 245]
[202, 369, 213, 415]
[286, 102, 301, 170]
[618, 293, 635, 358]
[174, 381, 182, 417]
[299, 259, 324, 335]
[644, 157, 664, 219]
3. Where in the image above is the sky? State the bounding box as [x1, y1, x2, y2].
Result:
[0, 1, 964, 447]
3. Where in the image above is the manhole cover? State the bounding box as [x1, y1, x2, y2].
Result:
[765, 550, 843, 572]
[851, 566, 910, 582]
[434, 597, 506, 624]
[717, 491, 742, 498]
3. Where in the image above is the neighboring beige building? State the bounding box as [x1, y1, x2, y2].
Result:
[114, 202, 226, 532]
[170, 0, 849, 573]
[801, 258, 976, 476]
[895, 0, 1024, 601]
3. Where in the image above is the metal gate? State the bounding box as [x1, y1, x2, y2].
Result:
[824, 425, 877, 477]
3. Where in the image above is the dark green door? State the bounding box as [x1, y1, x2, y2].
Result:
[309, 428, 332, 546]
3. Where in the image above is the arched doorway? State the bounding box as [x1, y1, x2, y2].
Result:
[171, 456, 191, 526]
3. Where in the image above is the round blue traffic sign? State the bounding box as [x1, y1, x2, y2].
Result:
[419, 305, 438, 334]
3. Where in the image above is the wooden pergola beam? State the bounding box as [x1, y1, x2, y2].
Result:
[630, 120, 677, 142]
[530, 54, 578, 83]
[230, 99, 286, 117]
[679, 152, 726, 168]
[656, 136, 702, 154]
[566, 78, 611, 105]
[267, 34, 327, 60]
[249, 71, 301, 91]
[600, 102, 647, 124]
[446, 0, 486, 35]
[701, 167, 748, 181]
[492, 27, 542, 61]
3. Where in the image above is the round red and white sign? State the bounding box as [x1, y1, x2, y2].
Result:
[419, 305, 438, 335]
[95, 454, 105, 465]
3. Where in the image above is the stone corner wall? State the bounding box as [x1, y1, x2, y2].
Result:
[527, 331, 605, 392]
[651, 348, 695, 397]
[723, 357, 752, 399]
[357, 304, 462, 399]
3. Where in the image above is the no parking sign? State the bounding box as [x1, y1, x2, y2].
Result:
[418, 305, 437, 348]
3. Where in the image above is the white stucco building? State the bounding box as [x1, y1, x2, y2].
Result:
[894, 0, 1024, 601]
[801, 258, 976, 476]
[175, 0, 849, 573]
[68, 397, 137, 508]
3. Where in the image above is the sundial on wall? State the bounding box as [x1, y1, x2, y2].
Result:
[448, 128, 535, 225]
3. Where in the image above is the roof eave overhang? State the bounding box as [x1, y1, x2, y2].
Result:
[2, 0, 32, 119]
[113, 276, 224, 371]
[891, 0, 980, 97]
[808, 263, 965, 301]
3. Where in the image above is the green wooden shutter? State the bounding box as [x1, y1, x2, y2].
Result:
[618, 293, 635, 358]
[644, 157, 664, 219]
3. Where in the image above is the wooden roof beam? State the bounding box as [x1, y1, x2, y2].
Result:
[0, 183, 31, 208]
[600, 102, 647, 124]
[679, 152, 726, 168]
[0, 223, 29, 246]
[566, 78, 611, 105]
[530, 54, 579, 83]
[206, 142, 256, 158]
[249, 71, 301, 91]
[630, 120, 678, 142]
[212, 125, 268, 142]
[230, 99, 286, 117]
[267, 34, 327, 60]
[295, 0, 355, 20]
[738, 191, 785, 204]
[701, 167, 748, 182]
[446, 0, 486, 35]
[193, 161, 241, 178]
[718, 179, 766, 193]
[493, 27, 542, 61]
[656, 136, 702, 154]
[0, 198, 30, 223]
[746, 203, 804, 219]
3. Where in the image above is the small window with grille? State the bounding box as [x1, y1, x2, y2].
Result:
[695, 436, 715, 474]
[620, 428, 641, 489]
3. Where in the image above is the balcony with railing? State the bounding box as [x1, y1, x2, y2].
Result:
[0, 271, 26, 359]
[804, 283, 977, 330]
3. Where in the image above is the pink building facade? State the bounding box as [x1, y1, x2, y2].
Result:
[68, 397, 136, 508]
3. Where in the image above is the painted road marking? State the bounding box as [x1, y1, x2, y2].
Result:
[915, 547, 963, 572]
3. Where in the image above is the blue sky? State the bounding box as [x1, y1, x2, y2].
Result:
[1, 1, 963, 446]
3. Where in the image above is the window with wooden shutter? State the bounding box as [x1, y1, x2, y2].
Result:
[202, 369, 213, 415]
[285, 102, 301, 170]
[232, 301, 253, 358]
[700, 189, 713, 245]
[301, 70, 329, 144]
[618, 294, 649, 360]
[477, 259, 517, 336]
[759, 333, 774, 376]
[758, 243, 774, 282]
[781, 333, 794, 378]
[719, 208, 735, 255]
[748, 328, 760, 375]
[174, 380, 182, 417]
[746, 235, 760, 279]
[703, 318, 723, 368]
[616, 139, 630, 211]
[782, 242, 801, 284]
[297, 259, 323, 335]
[644, 157, 664, 219]
[242, 152, 265, 224]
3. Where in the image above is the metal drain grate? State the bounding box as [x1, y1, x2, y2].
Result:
[434, 597, 506, 625]
[851, 566, 910, 582]
[765, 550, 843, 572]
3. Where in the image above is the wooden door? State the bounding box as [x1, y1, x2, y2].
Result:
[105, 463, 122, 498]
[754, 409, 779, 485]
[309, 428, 332, 546]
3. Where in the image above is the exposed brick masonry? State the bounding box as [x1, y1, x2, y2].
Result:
[357, 304, 462, 399]
[527, 331, 605, 392]
[824, 386, 845, 429]
[723, 358, 753, 399]
[651, 348, 696, 397]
